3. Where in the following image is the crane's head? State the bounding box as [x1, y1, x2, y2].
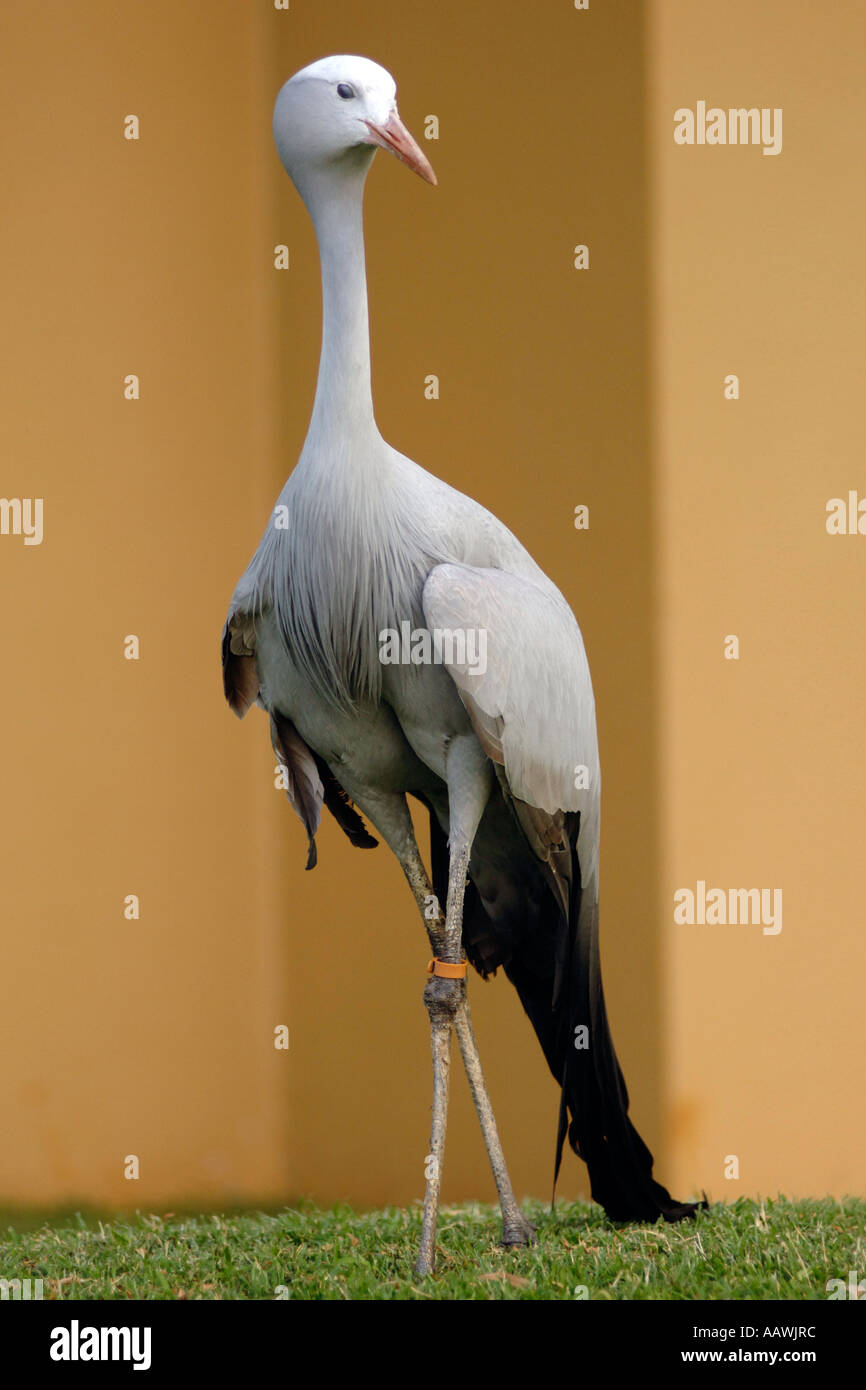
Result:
[273, 55, 437, 192]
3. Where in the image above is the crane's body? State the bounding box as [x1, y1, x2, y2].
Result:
[223, 55, 698, 1274]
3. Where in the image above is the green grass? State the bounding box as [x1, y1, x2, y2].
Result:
[0, 1197, 862, 1300]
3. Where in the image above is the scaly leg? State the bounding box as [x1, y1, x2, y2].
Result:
[415, 992, 454, 1276]
[336, 781, 532, 1271]
[394, 824, 532, 1256]
[454, 999, 536, 1247]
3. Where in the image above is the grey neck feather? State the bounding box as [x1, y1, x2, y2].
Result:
[299, 153, 381, 455]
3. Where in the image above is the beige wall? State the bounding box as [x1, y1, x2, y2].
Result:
[649, 0, 866, 1197]
[1, 1, 289, 1204]
[0, 0, 861, 1210]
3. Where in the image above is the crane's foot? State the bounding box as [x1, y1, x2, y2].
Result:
[501, 1211, 537, 1248]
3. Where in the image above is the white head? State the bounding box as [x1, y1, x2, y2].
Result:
[273, 55, 436, 197]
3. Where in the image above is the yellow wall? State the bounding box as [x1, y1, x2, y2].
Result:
[0, 1, 861, 1211]
[649, 0, 866, 1198]
[1, 1, 288, 1204]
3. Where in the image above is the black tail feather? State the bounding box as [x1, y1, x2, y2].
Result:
[530, 816, 702, 1223]
[553, 826, 701, 1221]
[425, 803, 703, 1224]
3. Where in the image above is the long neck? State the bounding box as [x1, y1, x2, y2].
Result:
[301, 160, 381, 452]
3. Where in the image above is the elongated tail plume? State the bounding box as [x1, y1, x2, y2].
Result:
[549, 818, 702, 1220]
[427, 807, 701, 1222]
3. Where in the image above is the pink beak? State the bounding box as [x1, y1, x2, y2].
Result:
[364, 109, 437, 186]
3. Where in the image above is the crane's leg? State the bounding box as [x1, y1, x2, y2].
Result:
[392, 822, 534, 1264]
[420, 740, 535, 1270]
[454, 1000, 536, 1248]
[334, 779, 532, 1272]
[415, 973, 455, 1276]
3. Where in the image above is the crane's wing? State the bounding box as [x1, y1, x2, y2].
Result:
[422, 561, 600, 834]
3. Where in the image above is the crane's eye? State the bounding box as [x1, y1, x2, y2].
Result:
[336, 83, 356, 100]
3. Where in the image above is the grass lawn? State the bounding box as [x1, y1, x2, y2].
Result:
[0, 1196, 862, 1301]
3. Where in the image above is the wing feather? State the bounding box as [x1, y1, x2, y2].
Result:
[422, 562, 600, 860]
[270, 709, 323, 870]
[221, 597, 378, 862]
